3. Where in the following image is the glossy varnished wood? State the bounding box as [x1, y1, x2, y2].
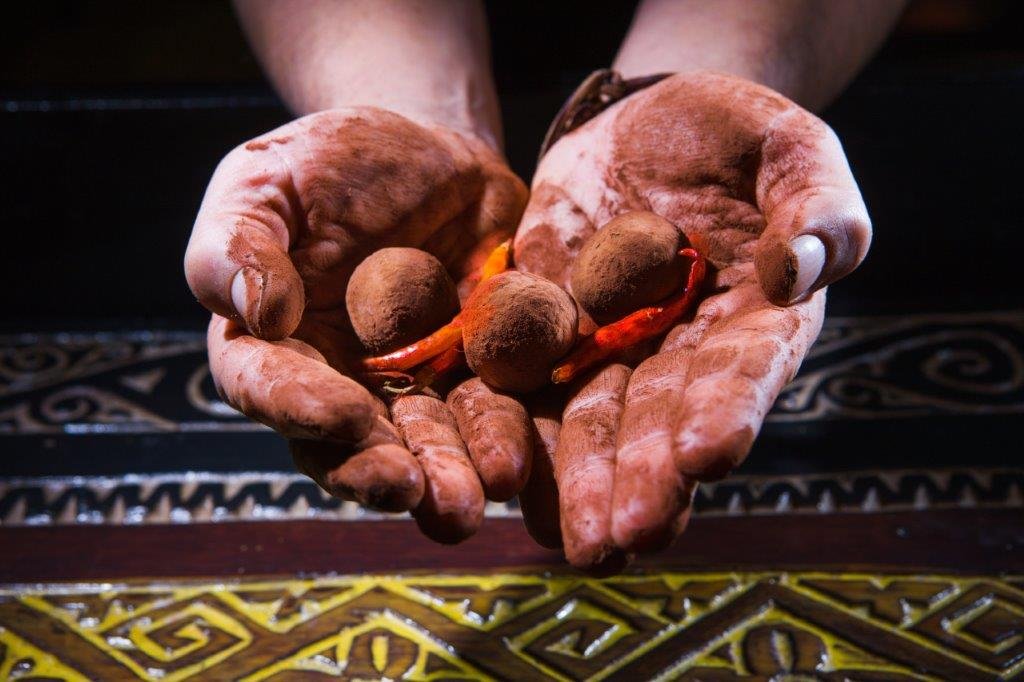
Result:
[2, 568, 1021, 680]
[3, 510, 1021, 583]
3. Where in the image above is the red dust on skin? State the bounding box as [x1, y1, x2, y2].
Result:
[208, 317, 375, 443]
[244, 135, 294, 152]
[513, 183, 595, 289]
[289, 406, 425, 513]
[555, 363, 632, 575]
[191, 108, 532, 543]
[391, 394, 486, 544]
[501, 72, 857, 571]
[447, 378, 533, 501]
[516, 392, 564, 550]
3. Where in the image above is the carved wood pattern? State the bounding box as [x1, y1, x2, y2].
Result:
[1, 467, 1020, 527]
[2, 311, 1022, 435]
[1, 572, 1020, 680]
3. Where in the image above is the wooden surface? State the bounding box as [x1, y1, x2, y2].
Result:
[0, 315, 1021, 681]
[2, 569, 1022, 680]
[1, 511, 1022, 583]
[1, 508, 1022, 679]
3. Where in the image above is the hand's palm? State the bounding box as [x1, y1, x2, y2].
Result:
[514, 73, 868, 571]
[186, 108, 528, 539]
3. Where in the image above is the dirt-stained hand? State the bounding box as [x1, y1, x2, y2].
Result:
[513, 72, 870, 572]
[185, 108, 529, 543]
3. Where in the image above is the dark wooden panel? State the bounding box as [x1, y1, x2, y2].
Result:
[3, 511, 1021, 583]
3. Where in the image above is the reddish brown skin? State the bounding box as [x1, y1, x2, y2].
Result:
[227, 234, 304, 342]
[462, 271, 578, 393]
[188, 107, 530, 538]
[511, 71, 864, 572]
[391, 394, 485, 544]
[346, 247, 459, 354]
[570, 210, 687, 324]
[208, 316, 374, 443]
[446, 378, 533, 501]
[517, 391, 564, 549]
[290, 404, 424, 512]
[328, 444, 425, 511]
[554, 364, 632, 574]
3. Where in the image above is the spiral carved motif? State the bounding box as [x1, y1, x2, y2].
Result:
[0, 313, 1022, 433]
[771, 314, 1024, 421]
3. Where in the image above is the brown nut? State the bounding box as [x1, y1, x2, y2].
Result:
[462, 271, 578, 393]
[570, 211, 687, 324]
[346, 247, 459, 354]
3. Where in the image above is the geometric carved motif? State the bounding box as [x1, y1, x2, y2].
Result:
[3, 311, 1023, 434]
[2, 572, 1021, 680]
[2, 467, 1021, 527]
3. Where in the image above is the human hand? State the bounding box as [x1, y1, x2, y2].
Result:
[513, 72, 871, 572]
[185, 107, 528, 542]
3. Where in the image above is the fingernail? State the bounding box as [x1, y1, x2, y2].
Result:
[789, 234, 826, 302]
[231, 267, 260, 329]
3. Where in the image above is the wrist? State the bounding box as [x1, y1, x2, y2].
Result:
[297, 71, 502, 152]
[352, 89, 501, 154]
[613, 0, 906, 113]
[238, 0, 504, 150]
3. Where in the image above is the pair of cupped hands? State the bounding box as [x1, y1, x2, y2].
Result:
[184, 72, 870, 574]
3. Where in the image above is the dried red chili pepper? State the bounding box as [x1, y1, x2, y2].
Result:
[477, 238, 512, 283]
[551, 247, 706, 384]
[361, 323, 463, 374]
[413, 339, 466, 386]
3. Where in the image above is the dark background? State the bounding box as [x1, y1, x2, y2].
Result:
[1, 0, 1022, 329]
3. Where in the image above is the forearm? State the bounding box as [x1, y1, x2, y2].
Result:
[234, 0, 502, 148]
[614, 0, 907, 111]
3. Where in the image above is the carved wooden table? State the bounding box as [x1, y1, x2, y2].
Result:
[1, 311, 1021, 680]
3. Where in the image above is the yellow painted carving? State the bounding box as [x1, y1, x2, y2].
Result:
[663, 605, 936, 680]
[790, 572, 1023, 678]
[943, 595, 1024, 654]
[3, 571, 1022, 681]
[397, 574, 558, 629]
[127, 602, 251, 663]
[240, 609, 487, 681]
[0, 625, 89, 681]
[212, 578, 369, 633]
[20, 592, 253, 681]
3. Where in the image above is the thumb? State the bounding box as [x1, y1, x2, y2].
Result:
[185, 148, 304, 340]
[754, 108, 872, 305]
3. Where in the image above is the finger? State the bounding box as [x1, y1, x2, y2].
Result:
[185, 147, 304, 340]
[290, 413, 424, 513]
[754, 108, 872, 304]
[517, 391, 564, 549]
[610, 349, 694, 554]
[556, 364, 631, 575]
[292, 436, 423, 509]
[391, 394, 485, 544]
[447, 378, 533, 502]
[610, 273, 763, 552]
[208, 315, 374, 443]
[673, 283, 826, 479]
